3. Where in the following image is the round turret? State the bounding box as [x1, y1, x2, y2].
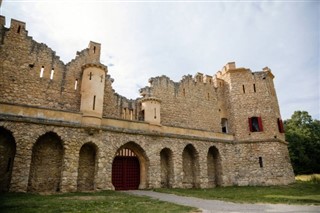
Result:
[140, 97, 161, 125]
[80, 63, 107, 125]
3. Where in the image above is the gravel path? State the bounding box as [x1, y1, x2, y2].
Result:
[125, 190, 320, 213]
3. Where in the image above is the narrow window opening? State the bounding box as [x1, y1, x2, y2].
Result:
[130, 109, 133, 120]
[259, 157, 263, 168]
[100, 75, 103, 82]
[207, 93, 210, 100]
[123, 108, 127, 119]
[50, 68, 54, 80]
[253, 84, 256, 92]
[221, 118, 228, 133]
[40, 66, 44, 78]
[93, 95, 96, 110]
[17, 25, 21, 33]
[6, 158, 12, 172]
[154, 108, 157, 119]
[242, 85, 245, 93]
[183, 88, 186, 97]
[93, 46, 96, 53]
[74, 79, 78, 90]
[89, 72, 92, 80]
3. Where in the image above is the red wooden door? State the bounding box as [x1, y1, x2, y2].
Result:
[112, 156, 140, 190]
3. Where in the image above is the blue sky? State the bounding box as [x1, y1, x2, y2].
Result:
[0, 1, 319, 120]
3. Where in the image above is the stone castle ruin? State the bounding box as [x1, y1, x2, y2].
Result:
[0, 16, 295, 193]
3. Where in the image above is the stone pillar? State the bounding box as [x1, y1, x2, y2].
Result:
[198, 148, 209, 188]
[60, 142, 79, 192]
[9, 137, 32, 192]
[147, 149, 161, 188]
[172, 147, 183, 188]
[95, 146, 114, 191]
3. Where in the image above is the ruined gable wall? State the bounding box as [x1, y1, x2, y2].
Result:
[0, 19, 81, 111]
[0, 18, 130, 118]
[142, 75, 221, 131]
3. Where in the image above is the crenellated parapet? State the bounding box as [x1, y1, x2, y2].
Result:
[0, 16, 285, 138]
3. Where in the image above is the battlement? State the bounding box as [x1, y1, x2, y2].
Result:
[10, 18, 28, 36]
[0, 15, 283, 138]
[147, 72, 215, 88]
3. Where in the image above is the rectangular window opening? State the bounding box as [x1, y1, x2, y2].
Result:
[40, 66, 44, 78]
[249, 116, 263, 132]
[154, 108, 157, 119]
[253, 84, 256, 92]
[183, 88, 186, 97]
[93, 95, 96, 110]
[50, 68, 54, 80]
[242, 85, 245, 93]
[17, 25, 21, 33]
[259, 157, 263, 168]
[89, 72, 92, 80]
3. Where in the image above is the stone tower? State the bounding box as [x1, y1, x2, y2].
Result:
[217, 62, 285, 141]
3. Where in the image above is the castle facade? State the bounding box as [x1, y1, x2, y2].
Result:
[0, 16, 294, 192]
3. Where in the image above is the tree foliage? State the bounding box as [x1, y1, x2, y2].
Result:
[285, 111, 320, 174]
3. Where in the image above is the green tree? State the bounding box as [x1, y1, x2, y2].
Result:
[285, 111, 320, 174]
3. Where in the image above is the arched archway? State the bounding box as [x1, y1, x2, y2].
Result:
[77, 143, 97, 191]
[182, 144, 200, 188]
[0, 127, 16, 192]
[207, 146, 222, 187]
[28, 132, 63, 192]
[160, 148, 174, 188]
[112, 142, 148, 190]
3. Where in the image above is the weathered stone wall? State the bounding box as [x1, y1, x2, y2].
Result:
[77, 143, 97, 191]
[27, 132, 63, 192]
[160, 148, 174, 188]
[207, 146, 221, 187]
[140, 75, 221, 131]
[0, 119, 295, 192]
[0, 19, 75, 111]
[0, 18, 130, 119]
[0, 16, 294, 193]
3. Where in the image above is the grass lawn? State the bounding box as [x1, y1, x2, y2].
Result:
[1, 178, 319, 212]
[0, 190, 197, 213]
[155, 181, 320, 205]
